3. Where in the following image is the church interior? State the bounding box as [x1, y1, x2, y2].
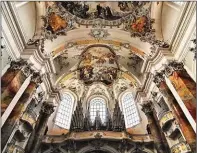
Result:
[1, 1, 196, 153]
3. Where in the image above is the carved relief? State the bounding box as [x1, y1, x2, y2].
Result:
[153, 72, 165, 86]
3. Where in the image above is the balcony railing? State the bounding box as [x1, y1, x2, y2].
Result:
[171, 141, 191, 153]
[159, 111, 175, 131]
[20, 109, 37, 131]
[5, 143, 24, 153]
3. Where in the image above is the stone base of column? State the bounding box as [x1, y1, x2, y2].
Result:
[155, 142, 170, 153]
[189, 142, 196, 153]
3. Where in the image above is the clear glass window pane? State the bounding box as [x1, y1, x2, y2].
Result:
[55, 93, 74, 129]
[89, 97, 106, 124]
[122, 92, 140, 128]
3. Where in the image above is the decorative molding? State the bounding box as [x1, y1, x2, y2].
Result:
[89, 28, 110, 40]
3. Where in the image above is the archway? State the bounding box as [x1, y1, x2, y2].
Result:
[78, 146, 119, 153]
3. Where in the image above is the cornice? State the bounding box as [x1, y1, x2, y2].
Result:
[141, 47, 173, 73]
[134, 72, 153, 103]
[42, 73, 61, 103]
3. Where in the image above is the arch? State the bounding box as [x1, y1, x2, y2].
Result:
[128, 147, 154, 153]
[119, 91, 141, 128]
[61, 89, 79, 110]
[86, 94, 109, 112]
[118, 88, 136, 111]
[78, 145, 119, 153]
[54, 91, 75, 129]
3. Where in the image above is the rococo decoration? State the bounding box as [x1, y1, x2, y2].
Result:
[41, 2, 76, 40]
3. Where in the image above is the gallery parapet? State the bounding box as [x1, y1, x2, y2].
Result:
[5, 143, 25, 153]
[159, 111, 175, 131]
[170, 141, 191, 153]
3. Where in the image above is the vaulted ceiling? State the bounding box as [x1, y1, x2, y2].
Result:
[3, 1, 190, 135]
[7, 1, 185, 101]
[15, 1, 184, 105]
[31, 2, 169, 87]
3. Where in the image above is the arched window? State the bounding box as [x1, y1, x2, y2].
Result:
[55, 92, 74, 129]
[121, 92, 140, 128]
[89, 97, 106, 124]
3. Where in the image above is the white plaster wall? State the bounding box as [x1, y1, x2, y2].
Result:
[2, 15, 21, 59]
[15, 2, 36, 40]
[161, 2, 183, 42]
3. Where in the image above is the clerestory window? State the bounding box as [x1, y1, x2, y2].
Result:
[121, 92, 140, 128]
[89, 97, 106, 124]
[55, 92, 74, 129]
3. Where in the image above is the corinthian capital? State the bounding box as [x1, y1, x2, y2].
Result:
[141, 101, 154, 115]
[40, 102, 55, 115]
[168, 61, 184, 71]
[153, 72, 165, 86]
[164, 61, 184, 77]
[10, 59, 27, 70]
[31, 72, 42, 85]
[21, 64, 34, 77]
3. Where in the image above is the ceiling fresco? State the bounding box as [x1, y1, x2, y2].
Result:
[51, 40, 146, 59]
[26, 1, 172, 103]
[78, 46, 119, 85]
[58, 2, 150, 21]
[26, 1, 170, 62]
[42, 1, 152, 39]
[52, 41, 144, 86]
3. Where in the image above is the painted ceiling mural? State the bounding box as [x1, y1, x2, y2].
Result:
[51, 40, 146, 59]
[37, 1, 169, 49]
[58, 2, 150, 21]
[78, 46, 119, 85]
[52, 41, 144, 87]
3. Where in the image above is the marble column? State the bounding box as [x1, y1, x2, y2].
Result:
[164, 61, 196, 120]
[1, 72, 42, 151]
[151, 92, 172, 150]
[141, 101, 168, 153]
[1, 59, 26, 93]
[1, 60, 33, 115]
[153, 72, 196, 152]
[25, 102, 54, 153]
